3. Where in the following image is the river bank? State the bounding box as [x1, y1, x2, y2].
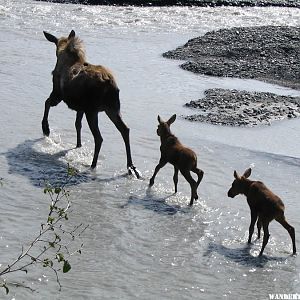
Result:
[164, 26, 300, 126]
[34, 0, 300, 7]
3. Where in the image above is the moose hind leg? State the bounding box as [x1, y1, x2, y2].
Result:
[259, 220, 270, 256]
[276, 215, 296, 255]
[192, 167, 204, 191]
[85, 112, 103, 169]
[106, 110, 140, 178]
[75, 111, 84, 148]
[181, 170, 197, 206]
[248, 210, 258, 244]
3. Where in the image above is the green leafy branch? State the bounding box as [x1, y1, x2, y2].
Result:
[0, 165, 89, 295]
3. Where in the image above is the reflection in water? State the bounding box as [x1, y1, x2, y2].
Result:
[123, 187, 186, 215]
[204, 241, 288, 268]
[3, 138, 91, 187]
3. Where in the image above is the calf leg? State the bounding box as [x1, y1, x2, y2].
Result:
[259, 220, 270, 256]
[85, 111, 103, 169]
[173, 167, 179, 193]
[149, 159, 167, 187]
[106, 110, 140, 178]
[192, 167, 204, 189]
[248, 210, 258, 244]
[75, 111, 84, 148]
[276, 215, 296, 255]
[180, 170, 197, 206]
[42, 95, 62, 136]
[257, 217, 262, 239]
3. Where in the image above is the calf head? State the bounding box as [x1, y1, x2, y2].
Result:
[43, 30, 76, 57]
[157, 114, 176, 137]
[227, 168, 252, 198]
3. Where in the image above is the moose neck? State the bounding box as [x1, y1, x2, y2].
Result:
[240, 178, 254, 197]
[160, 127, 175, 143]
[55, 52, 82, 73]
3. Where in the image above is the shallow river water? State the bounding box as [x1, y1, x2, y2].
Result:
[0, 1, 300, 299]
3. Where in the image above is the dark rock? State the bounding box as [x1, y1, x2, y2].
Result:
[184, 88, 300, 127]
[164, 26, 300, 90]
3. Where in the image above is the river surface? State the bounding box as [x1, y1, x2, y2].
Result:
[0, 1, 300, 299]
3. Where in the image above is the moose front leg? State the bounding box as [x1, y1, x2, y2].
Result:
[42, 95, 62, 136]
[149, 159, 167, 187]
[75, 111, 84, 148]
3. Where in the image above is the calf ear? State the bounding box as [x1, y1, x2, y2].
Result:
[68, 30, 75, 39]
[43, 31, 58, 45]
[243, 168, 252, 178]
[167, 114, 176, 125]
[234, 170, 239, 179]
[158, 115, 162, 124]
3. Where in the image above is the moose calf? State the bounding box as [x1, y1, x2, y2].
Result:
[149, 114, 204, 206]
[227, 168, 296, 256]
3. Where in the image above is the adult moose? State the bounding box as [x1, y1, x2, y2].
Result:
[228, 168, 296, 256]
[42, 30, 140, 178]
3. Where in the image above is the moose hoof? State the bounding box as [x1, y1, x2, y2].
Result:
[128, 166, 141, 179]
[42, 122, 50, 137]
[149, 178, 154, 186]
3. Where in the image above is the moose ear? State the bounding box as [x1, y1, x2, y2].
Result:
[68, 30, 75, 39]
[43, 31, 58, 45]
[234, 170, 239, 179]
[167, 114, 176, 125]
[243, 168, 252, 178]
[157, 115, 163, 124]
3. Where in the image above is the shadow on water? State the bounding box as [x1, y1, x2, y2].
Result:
[122, 187, 190, 216]
[204, 241, 288, 268]
[2, 138, 129, 188]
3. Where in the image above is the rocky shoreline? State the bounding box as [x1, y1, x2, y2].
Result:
[164, 26, 300, 126]
[163, 26, 300, 90]
[185, 89, 300, 127]
[35, 0, 300, 7]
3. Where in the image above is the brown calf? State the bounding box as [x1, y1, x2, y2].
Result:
[149, 114, 204, 206]
[227, 168, 296, 256]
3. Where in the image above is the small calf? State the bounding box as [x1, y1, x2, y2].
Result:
[149, 114, 204, 206]
[227, 168, 296, 256]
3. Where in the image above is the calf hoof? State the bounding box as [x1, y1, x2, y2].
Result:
[76, 143, 82, 148]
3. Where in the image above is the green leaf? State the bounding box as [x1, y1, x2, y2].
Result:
[56, 253, 64, 262]
[63, 260, 71, 273]
[47, 216, 55, 224]
[54, 187, 61, 194]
